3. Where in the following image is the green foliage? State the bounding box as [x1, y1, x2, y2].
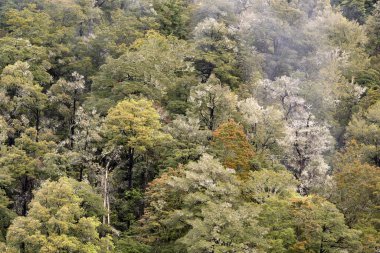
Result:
[193, 18, 243, 87]
[346, 101, 380, 166]
[88, 31, 196, 114]
[0, 0, 377, 251]
[366, 3, 380, 55]
[153, 0, 191, 39]
[332, 0, 377, 24]
[0, 61, 48, 143]
[4, 4, 53, 46]
[331, 161, 380, 251]
[138, 155, 361, 252]
[6, 177, 112, 253]
[104, 98, 167, 151]
[114, 234, 151, 253]
[0, 37, 51, 85]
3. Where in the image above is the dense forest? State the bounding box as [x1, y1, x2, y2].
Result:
[0, 0, 379, 252]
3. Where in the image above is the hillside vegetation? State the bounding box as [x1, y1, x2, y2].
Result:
[0, 0, 379, 252]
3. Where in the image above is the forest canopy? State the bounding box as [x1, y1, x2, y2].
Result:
[0, 0, 379, 252]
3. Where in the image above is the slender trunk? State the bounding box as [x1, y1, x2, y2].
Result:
[103, 161, 110, 225]
[70, 96, 77, 149]
[20, 242, 25, 253]
[127, 148, 134, 190]
[106, 191, 110, 225]
[209, 107, 215, 131]
[35, 109, 40, 142]
[274, 37, 280, 56]
[79, 167, 84, 182]
[7, 135, 15, 146]
[20, 175, 32, 216]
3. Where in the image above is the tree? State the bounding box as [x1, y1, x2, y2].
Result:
[137, 154, 265, 252]
[258, 195, 361, 253]
[0, 37, 52, 86]
[366, 3, 380, 56]
[238, 0, 312, 79]
[211, 119, 255, 175]
[4, 4, 53, 46]
[137, 154, 361, 252]
[255, 77, 306, 121]
[255, 76, 334, 193]
[346, 101, 380, 166]
[242, 169, 297, 204]
[87, 31, 196, 114]
[281, 114, 333, 194]
[332, 161, 380, 252]
[163, 115, 211, 166]
[6, 177, 113, 253]
[193, 18, 243, 87]
[332, 0, 377, 24]
[238, 97, 285, 153]
[0, 61, 48, 144]
[153, 0, 191, 39]
[48, 72, 85, 148]
[178, 201, 266, 253]
[0, 181, 15, 243]
[104, 98, 167, 189]
[102, 98, 169, 227]
[0, 129, 57, 216]
[88, 9, 158, 67]
[188, 74, 237, 130]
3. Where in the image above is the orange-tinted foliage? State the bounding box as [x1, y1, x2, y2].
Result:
[212, 119, 255, 174]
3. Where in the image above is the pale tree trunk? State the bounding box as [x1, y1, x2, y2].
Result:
[103, 160, 111, 225]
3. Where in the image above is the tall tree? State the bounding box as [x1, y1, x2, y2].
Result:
[331, 161, 380, 252]
[188, 74, 237, 130]
[6, 177, 113, 253]
[211, 119, 255, 175]
[103, 98, 169, 227]
[88, 31, 196, 114]
[48, 72, 85, 148]
[0, 61, 48, 144]
[153, 0, 191, 39]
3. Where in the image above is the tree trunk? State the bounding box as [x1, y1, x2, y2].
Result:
[35, 109, 40, 142]
[20, 242, 25, 253]
[103, 161, 111, 225]
[70, 96, 77, 150]
[127, 147, 135, 190]
[20, 175, 32, 216]
[79, 167, 84, 182]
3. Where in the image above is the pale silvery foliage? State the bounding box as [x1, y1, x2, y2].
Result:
[165, 155, 267, 252]
[73, 107, 103, 151]
[255, 76, 334, 192]
[169, 154, 240, 201]
[256, 76, 307, 121]
[281, 114, 333, 193]
[191, 0, 237, 24]
[165, 115, 211, 145]
[193, 18, 237, 52]
[238, 97, 264, 125]
[238, 97, 284, 152]
[188, 75, 237, 130]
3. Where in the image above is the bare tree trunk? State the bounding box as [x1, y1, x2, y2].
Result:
[107, 191, 110, 225]
[103, 161, 111, 225]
